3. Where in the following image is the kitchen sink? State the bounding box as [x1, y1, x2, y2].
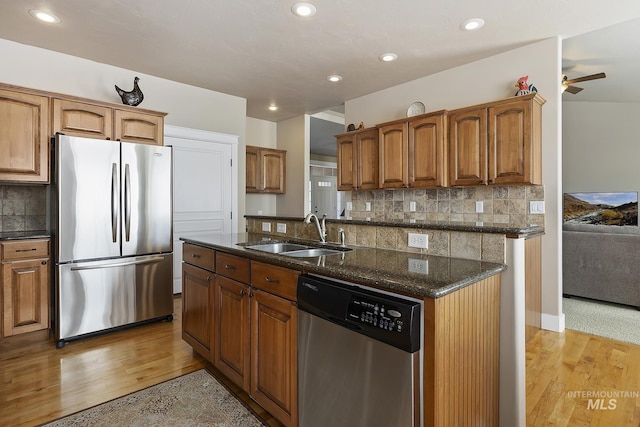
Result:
[282, 248, 345, 257]
[241, 241, 351, 257]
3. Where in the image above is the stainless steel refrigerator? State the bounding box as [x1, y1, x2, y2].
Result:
[51, 134, 173, 348]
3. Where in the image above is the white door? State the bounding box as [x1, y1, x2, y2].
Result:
[165, 125, 238, 293]
[311, 175, 338, 218]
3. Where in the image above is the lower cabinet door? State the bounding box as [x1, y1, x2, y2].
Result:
[2, 259, 49, 337]
[250, 289, 298, 427]
[214, 276, 250, 391]
[182, 263, 214, 360]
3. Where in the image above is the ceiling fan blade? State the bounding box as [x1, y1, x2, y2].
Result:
[564, 72, 606, 85]
[564, 85, 583, 94]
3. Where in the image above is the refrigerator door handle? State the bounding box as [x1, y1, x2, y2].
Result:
[69, 257, 166, 271]
[111, 163, 118, 243]
[125, 163, 131, 242]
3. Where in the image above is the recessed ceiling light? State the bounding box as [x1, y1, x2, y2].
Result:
[29, 9, 60, 23]
[327, 74, 342, 82]
[291, 3, 317, 18]
[268, 104, 278, 111]
[460, 18, 484, 31]
[379, 53, 398, 62]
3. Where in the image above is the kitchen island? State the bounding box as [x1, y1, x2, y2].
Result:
[180, 232, 507, 427]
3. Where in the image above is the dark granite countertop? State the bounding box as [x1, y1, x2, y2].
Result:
[245, 215, 543, 238]
[181, 232, 506, 299]
[0, 230, 51, 241]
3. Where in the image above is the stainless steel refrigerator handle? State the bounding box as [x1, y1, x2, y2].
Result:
[111, 163, 118, 243]
[69, 257, 165, 271]
[125, 163, 131, 242]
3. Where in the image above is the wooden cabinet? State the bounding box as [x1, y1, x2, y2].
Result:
[182, 245, 298, 427]
[1, 239, 50, 337]
[0, 88, 49, 183]
[182, 262, 215, 359]
[449, 93, 545, 186]
[378, 111, 448, 189]
[250, 288, 297, 427]
[52, 98, 165, 145]
[336, 127, 379, 191]
[246, 145, 287, 194]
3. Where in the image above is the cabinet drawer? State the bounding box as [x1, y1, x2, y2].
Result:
[183, 243, 215, 271]
[1, 239, 49, 261]
[251, 261, 299, 301]
[216, 252, 251, 284]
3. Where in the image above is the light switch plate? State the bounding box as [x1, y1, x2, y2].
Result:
[475, 201, 483, 213]
[530, 201, 545, 214]
[409, 201, 416, 212]
[276, 223, 286, 233]
[365, 202, 372, 211]
[262, 222, 271, 232]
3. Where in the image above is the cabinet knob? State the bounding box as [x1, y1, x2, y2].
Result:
[240, 289, 246, 296]
[206, 276, 212, 282]
[224, 264, 236, 270]
[249, 292, 254, 298]
[41, 261, 47, 265]
[264, 276, 280, 284]
[192, 253, 201, 258]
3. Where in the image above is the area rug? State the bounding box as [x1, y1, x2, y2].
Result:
[564, 296, 640, 346]
[41, 369, 266, 427]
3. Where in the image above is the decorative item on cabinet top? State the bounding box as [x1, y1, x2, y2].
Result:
[115, 76, 144, 106]
[406, 101, 426, 117]
[515, 75, 537, 96]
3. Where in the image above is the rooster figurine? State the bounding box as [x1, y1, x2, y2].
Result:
[515, 76, 537, 96]
[115, 76, 144, 106]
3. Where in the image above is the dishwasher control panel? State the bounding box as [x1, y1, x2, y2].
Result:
[347, 298, 405, 333]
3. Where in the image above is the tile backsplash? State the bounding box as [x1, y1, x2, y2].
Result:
[0, 185, 47, 232]
[347, 185, 545, 227]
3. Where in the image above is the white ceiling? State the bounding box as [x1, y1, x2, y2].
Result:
[1, 0, 640, 126]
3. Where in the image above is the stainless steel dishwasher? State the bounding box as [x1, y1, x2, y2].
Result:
[297, 274, 423, 427]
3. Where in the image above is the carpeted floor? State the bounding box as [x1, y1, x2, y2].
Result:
[563, 296, 640, 346]
[41, 369, 267, 427]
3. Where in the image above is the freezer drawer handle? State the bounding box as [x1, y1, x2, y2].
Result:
[69, 257, 165, 271]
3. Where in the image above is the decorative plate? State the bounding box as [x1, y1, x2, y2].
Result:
[406, 101, 426, 117]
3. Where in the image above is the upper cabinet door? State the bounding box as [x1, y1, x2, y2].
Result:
[409, 113, 448, 188]
[51, 99, 113, 140]
[114, 109, 164, 145]
[0, 89, 49, 183]
[379, 122, 408, 189]
[245, 145, 260, 193]
[261, 149, 286, 194]
[488, 95, 543, 185]
[356, 128, 379, 190]
[336, 133, 356, 191]
[448, 107, 487, 186]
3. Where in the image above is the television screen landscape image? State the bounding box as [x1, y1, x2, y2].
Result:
[563, 192, 638, 226]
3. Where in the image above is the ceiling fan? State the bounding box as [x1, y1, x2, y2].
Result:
[562, 72, 606, 94]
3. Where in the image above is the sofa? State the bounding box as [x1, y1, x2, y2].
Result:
[563, 223, 640, 308]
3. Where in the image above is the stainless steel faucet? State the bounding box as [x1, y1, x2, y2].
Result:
[304, 212, 327, 243]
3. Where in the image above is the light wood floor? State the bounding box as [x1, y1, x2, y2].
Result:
[0, 296, 283, 427]
[2, 297, 639, 426]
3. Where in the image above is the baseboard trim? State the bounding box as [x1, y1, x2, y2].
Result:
[541, 312, 565, 332]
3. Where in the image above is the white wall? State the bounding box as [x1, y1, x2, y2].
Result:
[564, 101, 640, 192]
[0, 38, 248, 232]
[245, 117, 278, 216]
[346, 38, 565, 331]
[276, 115, 310, 217]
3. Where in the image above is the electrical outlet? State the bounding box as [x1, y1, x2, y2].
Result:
[408, 232, 428, 249]
[262, 222, 271, 232]
[408, 258, 429, 274]
[365, 202, 372, 211]
[276, 223, 287, 233]
[346, 201, 353, 210]
[409, 201, 416, 212]
[258, 210, 263, 215]
[475, 201, 483, 213]
[530, 201, 545, 214]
